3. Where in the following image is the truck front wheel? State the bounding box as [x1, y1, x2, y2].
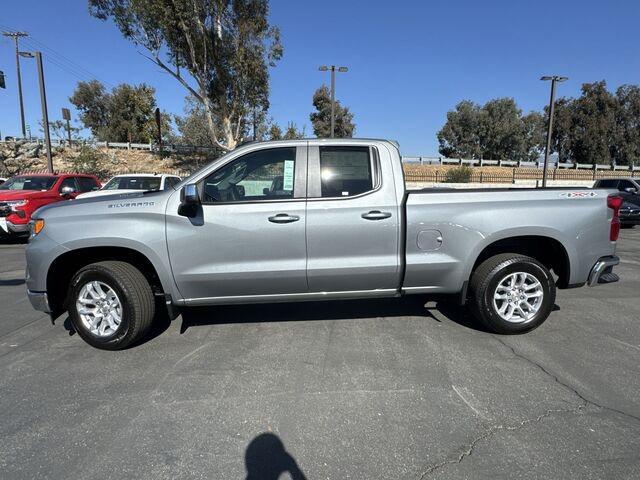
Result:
[469, 254, 556, 334]
[68, 261, 155, 350]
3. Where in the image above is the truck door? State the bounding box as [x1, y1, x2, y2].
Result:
[166, 145, 308, 301]
[305, 144, 400, 293]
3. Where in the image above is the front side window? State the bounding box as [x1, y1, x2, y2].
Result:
[320, 146, 373, 198]
[202, 147, 297, 203]
[164, 177, 180, 189]
[0, 176, 56, 191]
[59, 177, 78, 192]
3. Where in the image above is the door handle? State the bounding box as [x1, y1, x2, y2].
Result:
[361, 210, 392, 220]
[268, 213, 300, 224]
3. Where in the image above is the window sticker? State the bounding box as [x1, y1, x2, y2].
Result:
[283, 160, 295, 191]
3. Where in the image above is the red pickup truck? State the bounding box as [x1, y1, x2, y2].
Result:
[0, 173, 101, 238]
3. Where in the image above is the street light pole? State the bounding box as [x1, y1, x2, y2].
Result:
[540, 75, 568, 188]
[318, 65, 348, 138]
[2, 31, 28, 138]
[20, 51, 53, 172]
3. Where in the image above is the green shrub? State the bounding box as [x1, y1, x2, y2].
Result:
[444, 165, 473, 183]
[70, 146, 110, 178]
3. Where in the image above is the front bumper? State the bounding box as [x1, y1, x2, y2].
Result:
[587, 256, 620, 287]
[27, 289, 51, 313]
[0, 218, 30, 236]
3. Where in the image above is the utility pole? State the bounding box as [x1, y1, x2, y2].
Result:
[20, 51, 53, 172]
[540, 76, 568, 188]
[2, 31, 28, 138]
[318, 65, 348, 138]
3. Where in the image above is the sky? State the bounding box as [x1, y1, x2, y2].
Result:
[0, 0, 639, 156]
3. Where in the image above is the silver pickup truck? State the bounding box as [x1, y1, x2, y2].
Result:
[25, 139, 622, 349]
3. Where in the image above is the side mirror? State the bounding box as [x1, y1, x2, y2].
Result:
[625, 187, 638, 194]
[263, 187, 270, 195]
[178, 183, 200, 217]
[60, 186, 77, 197]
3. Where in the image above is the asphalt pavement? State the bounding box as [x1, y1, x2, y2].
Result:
[1, 230, 639, 479]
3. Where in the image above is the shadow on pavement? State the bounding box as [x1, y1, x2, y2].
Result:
[178, 296, 492, 334]
[180, 296, 437, 333]
[245, 432, 307, 480]
[0, 236, 28, 245]
[0, 278, 25, 286]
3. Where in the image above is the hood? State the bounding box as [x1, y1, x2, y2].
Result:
[34, 189, 169, 218]
[76, 188, 153, 199]
[0, 189, 42, 201]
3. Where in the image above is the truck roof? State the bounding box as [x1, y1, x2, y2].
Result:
[13, 173, 97, 178]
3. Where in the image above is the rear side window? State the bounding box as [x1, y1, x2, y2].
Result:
[617, 180, 635, 192]
[77, 177, 100, 192]
[319, 146, 373, 197]
[597, 180, 618, 188]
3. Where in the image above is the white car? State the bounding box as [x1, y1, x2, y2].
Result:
[76, 173, 181, 199]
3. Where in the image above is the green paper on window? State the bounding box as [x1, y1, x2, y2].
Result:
[283, 160, 295, 191]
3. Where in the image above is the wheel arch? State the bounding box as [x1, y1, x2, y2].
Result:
[47, 246, 168, 317]
[467, 232, 573, 289]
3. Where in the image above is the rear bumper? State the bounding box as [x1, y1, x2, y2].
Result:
[587, 256, 620, 287]
[27, 289, 51, 313]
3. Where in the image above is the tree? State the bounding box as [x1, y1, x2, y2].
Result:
[438, 99, 538, 160]
[70, 80, 169, 143]
[89, 0, 283, 151]
[437, 100, 483, 158]
[478, 98, 527, 160]
[175, 96, 217, 147]
[283, 122, 305, 140]
[521, 111, 545, 161]
[40, 120, 82, 142]
[570, 81, 618, 165]
[547, 97, 575, 163]
[310, 85, 355, 138]
[615, 85, 640, 165]
[268, 124, 282, 140]
[69, 80, 108, 136]
[438, 80, 640, 165]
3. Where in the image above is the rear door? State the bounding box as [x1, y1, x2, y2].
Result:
[76, 176, 101, 193]
[305, 144, 400, 293]
[166, 144, 308, 301]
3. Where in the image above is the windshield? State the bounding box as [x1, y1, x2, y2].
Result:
[0, 176, 57, 191]
[102, 176, 161, 191]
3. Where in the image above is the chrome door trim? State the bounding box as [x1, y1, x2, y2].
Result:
[179, 288, 398, 306]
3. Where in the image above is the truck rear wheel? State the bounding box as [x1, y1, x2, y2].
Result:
[68, 261, 155, 350]
[469, 254, 556, 334]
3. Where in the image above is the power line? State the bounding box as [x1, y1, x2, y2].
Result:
[0, 23, 115, 88]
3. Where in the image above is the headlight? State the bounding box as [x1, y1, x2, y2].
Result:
[6, 199, 28, 210]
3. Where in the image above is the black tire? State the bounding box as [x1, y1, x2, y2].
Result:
[469, 253, 556, 334]
[68, 261, 155, 350]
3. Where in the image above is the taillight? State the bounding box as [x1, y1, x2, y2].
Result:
[608, 194, 623, 241]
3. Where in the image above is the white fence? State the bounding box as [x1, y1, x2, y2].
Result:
[0, 138, 221, 155]
[401, 156, 640, 171]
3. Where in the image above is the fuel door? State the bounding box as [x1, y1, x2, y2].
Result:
[417, 229, 443, 251]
